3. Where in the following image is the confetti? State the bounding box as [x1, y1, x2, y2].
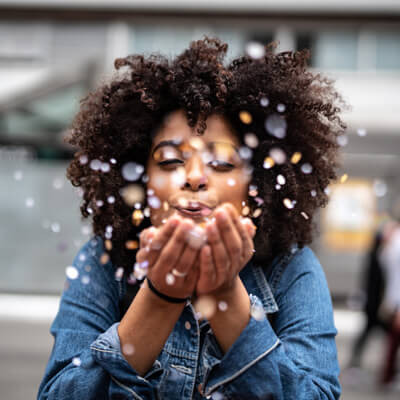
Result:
[373, 179, 387, 197]
[277, 103, 286, 113]
[90, 159, 101, 171]
[275, 184, 281, 190]
[66, 266, 79, 280]
[100, 253, 110, 264]
[239, 111, 252, 125]
[194, 295, 216, 319]
[218, 301, 228, 312]
[260, 97, 269, 107]
[301, 163, 313, 174]
[250, 301, 265, 321]
[166, 273, 175, 285]
[265, 114, 287, 139]
[81, 276, 90, 285]
[100, 162, 110, 173]
[110, 158, 117, 164]
[310, 190, 317, 197]
[337, 135, 348, 147]
[125, 240, 139, 250]
[105, 240, 112, 251]
[241, 206, 250, 216]
[13, 170, 23, 180]
[122, 162, 144, 181]
[253, 208, 262, 218]
[357, 128, 367, 137]
[244, 133, 259, 148]
[263, 156, 275, 169]
[283, 198, 295, 209]
[185, 321, 191, 330]
[186, 226, 207, 250]
[248, 185, 258, 197]
[120, 184, 145, 206]
[227, 178, 236, 186]
[188, 137, 205, 151]
[239, 146, 252, 160]
[245, 41, 265, 59]
[269, 148, 286, 164]
[290, 152, 302, 164]
[301, 211, 309, 220]
[340, 173, 348, 183]
[72, 357, 82, 367]
[25, 197, 34, 208]
[132, 209, 144, 226]
[51, 222, 61, 233]
[122, 343, 135, 356]
[79, 155, 88, 165]
[277, 174, 286, 185]
[107, 195, 115, 204]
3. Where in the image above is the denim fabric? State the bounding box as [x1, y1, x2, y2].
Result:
[38, 236, 341, 399]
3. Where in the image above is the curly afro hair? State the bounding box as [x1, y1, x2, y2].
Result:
[65, 36, 346, 278]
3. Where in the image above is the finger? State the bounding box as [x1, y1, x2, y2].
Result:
[139, 216, 181, 266]
[214, 205, 242, 275]
[205, 219, 227, 287]
[196, 245, 215, 295]
[151, 218, 195, 281]
[224, 206, 255, 266]
[171, 242, 201, 282]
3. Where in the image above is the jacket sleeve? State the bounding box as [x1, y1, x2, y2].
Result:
[37, 237, 162, 400]
[200, 247, 341, 400]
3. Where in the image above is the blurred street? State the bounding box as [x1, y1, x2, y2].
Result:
[1, 297, 399, 399]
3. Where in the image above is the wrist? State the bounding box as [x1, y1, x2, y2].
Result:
[142, 279, 187, 310]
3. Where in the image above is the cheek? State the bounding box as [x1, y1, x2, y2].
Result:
[215, 175, 249, 213]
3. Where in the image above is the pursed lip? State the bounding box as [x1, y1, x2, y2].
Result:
[173, 204, 214, 218]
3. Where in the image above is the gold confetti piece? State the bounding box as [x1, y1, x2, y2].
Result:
[290, 152, 302, 164]
[163, 201, 169, 211]
[105, 239, 112, 251]
[241, 206, 250, 216]
[252, 208, 262, 218]
[239, 111, 252, 125]
[283, 198, 295, 209]
[132, 209, 144, 226]
[188, 137, 205, 151]
[100, 253, 110, 264]
[340, 173, 348, 183]
[120, 184, 144, 206]
[263, 156, 275, 169]
[125, 240, 139, 250]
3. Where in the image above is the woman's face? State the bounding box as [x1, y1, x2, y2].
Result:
[146, 109, 251, 227]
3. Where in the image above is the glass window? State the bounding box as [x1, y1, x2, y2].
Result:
[296, 31, 358, 70]
[376, 32, 400, 70]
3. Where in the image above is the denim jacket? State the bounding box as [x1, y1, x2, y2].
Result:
[38, 236, 341, 399]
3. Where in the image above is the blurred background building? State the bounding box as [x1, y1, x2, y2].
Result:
[0, 1, 400, 399]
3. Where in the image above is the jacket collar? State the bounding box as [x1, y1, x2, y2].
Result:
[239, 258, 279, 314]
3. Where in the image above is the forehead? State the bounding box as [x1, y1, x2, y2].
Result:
[151, 110, 239, 148]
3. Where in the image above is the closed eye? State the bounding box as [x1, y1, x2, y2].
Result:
[157, 159, 234, 171]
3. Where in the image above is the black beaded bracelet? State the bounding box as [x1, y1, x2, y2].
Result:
[146, 278, 189, 304]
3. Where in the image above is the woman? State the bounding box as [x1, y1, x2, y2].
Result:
[38, 37, 345, 399]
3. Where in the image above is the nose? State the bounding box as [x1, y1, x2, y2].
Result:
[182, 154, 208, 191]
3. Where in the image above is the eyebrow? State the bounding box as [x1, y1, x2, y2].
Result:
[151, 139, 240, 158]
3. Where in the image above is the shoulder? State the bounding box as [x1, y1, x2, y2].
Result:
[268, 246, 330, 301]
[69, 236, 124, 299]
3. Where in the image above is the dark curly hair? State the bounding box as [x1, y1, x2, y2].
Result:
[65, 36, 346, 278]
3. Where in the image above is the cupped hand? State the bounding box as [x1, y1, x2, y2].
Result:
[195, 203, 256, 296]
[135, 215, 202, 300]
